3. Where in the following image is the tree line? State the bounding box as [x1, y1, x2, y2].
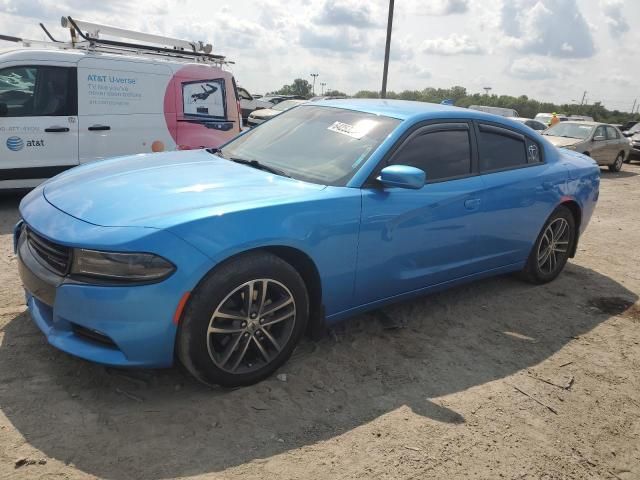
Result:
[268, 80, 637, 124]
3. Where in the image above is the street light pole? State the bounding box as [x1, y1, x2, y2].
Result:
[310, 73, 319, 96]
[381, 0, 394, 99]
[320, 82, 326, 95]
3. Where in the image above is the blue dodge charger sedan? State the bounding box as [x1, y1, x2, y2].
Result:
[15, 100, 600, 386]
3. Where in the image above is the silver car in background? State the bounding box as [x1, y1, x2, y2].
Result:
[542, 121, 630, 172]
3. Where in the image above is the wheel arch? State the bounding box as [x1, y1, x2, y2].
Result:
[185, 245, 325, 338]
[558, 199, 582, 257]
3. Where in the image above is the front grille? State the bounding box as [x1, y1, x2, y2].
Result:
[26, 227, 71, 276]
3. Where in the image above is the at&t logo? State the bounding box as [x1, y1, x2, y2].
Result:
[6, 136, 24, 151]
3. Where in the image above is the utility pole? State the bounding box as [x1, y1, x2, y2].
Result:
[381, 0, 394, 99]
[310, 73, 319, 95]
[632, 99, 637, 114]
[580, 90, 587, 106]
[320, 82, 326, 95]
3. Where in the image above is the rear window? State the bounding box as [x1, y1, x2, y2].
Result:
[182, 78, 226, 119]
[478, 125, 527, 171]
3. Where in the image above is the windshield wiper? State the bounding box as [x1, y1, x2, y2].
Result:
[229, 157, 292, 178]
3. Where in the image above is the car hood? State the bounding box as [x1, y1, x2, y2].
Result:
[43, 150, 326, 228]
[543, 136, 583, 147]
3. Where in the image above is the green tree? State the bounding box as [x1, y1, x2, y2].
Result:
[324, 89, 347, 97]
[270, 78, 312, 97]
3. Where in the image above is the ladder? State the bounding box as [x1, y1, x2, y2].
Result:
[0, 16, 232, 65]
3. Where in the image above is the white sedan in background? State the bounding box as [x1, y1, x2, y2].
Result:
[247, 99, 307, 127]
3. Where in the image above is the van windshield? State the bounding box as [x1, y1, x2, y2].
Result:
[218, 105, 400, 186]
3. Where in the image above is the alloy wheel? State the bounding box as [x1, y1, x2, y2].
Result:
[537, 218, 570, 275]
[206, 279, 296, 374]
[614, 155, 624, 171]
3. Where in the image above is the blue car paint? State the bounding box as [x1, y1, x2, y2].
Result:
[16, 100, 600, 368]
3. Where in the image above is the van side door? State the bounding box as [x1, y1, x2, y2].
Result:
[77, 57, 174, 162]
[0, 63, 78, 188]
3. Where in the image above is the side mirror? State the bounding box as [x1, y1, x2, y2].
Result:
[377, 165, 425, 190]
[593, 135, 606, 142]
[0, 103, 7, 116]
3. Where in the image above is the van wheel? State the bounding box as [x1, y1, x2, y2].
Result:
[177, 252, 309, 387]
[521, 205, 575, 284]
[609, 153, 624, 172]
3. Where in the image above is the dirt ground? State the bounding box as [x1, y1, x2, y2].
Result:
[0, 164, 639, 480]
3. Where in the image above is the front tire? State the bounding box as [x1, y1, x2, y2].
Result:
[609, 153, 624, 172]
[521, 205, 576, 284]
[177, 252, 309, 387]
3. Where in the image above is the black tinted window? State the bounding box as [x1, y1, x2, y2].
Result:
[0, 66, 75, 117]
[594, 126, 606, 139]
[391, 129, 471, 182]
[478, 126, 527, 171]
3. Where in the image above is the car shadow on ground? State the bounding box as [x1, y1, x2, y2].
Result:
[0, 263, 637, 479]
[601, 169, 639, 179]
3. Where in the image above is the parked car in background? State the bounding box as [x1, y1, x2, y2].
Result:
[621, 122, 640, 137]
[247, 99, 306, 126]
[568, 115, 594, 122]
[0, 20, 241, 191]
[512, 117, 548, 132]
[468, 105, 519, 117]
[620, 120, 638, 131]
[628, 131, 640, 162]
[16, 99, 600, 387]
[237, 86, 272, 121]
[542, 121, 629, 172]
[535, 113, 569, 126]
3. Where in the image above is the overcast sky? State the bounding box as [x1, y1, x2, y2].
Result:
[0, 0, 637, 111]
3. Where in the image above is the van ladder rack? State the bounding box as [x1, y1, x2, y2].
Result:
[0, 17, 232, 65]
[62, 16, 229, 63]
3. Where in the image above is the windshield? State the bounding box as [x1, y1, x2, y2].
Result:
[272, 100, 304, 112]
[543, 122, 594, 139]
[219, 105, 400, 186]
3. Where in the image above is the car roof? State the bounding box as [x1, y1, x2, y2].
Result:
[313, 98, 514, 123]
[512, 117, 539, 122]
[555, 121, 603, 127]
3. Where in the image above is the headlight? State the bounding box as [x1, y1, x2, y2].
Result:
[71, 249, 175, 283]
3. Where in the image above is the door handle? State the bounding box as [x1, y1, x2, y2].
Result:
[464, 198, 481, 211]
[88, 125, 111, 131]
[44, 127, 70, 133]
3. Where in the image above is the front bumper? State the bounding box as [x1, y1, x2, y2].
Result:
[629, 145, 640, 159]
[15, 189, 213, 368]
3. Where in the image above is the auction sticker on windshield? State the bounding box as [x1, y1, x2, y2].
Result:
[328, 119, 377, 139]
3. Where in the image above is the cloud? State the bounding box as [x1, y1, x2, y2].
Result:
[508, 57, 556, 79]
[314, 0, 382, 28]
[299, 27, 369, 54]
[601, 0, 629, 38]
[416, 0, 469, 15]
[422, 34, 485, 55]
[500, 0, 595, 58]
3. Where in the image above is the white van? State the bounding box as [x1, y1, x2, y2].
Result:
[0, 18, 242, 190]
[468, 105, 519, 118]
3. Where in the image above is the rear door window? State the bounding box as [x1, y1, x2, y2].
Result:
[0, 66, 75, 117]
[182, 78, 226, 119]
[606, 126, 619, 140]
[390, 126, 472, 182]
[478, 124, 527, 172]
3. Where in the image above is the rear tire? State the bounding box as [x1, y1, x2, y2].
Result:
[609, 153, 624, 172]
[521, 205, 576, 284]
[177, 252, 309, 387]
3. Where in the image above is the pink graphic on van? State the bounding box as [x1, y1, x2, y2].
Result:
[163, 65, 239, 151]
